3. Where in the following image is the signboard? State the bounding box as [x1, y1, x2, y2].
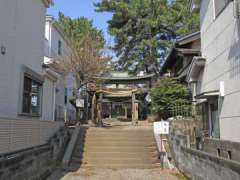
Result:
[154, 121, 169, 135]
[145, 94, 152, 103]
[76, 99, 84, 108]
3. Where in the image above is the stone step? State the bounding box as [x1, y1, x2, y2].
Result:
[71, 157, 159, 165]
[84, 131, 154, 137]
[86, 129, 153, 132]
[79, 157, 159, 163]
[76, 138, 156, 143]
[77, 140, 156, 145]
[69, 161, 161, 169]
[80, 141, 156, 145]
[73, 152, 159, 159]
[83, 136, 155, 140]
[85, 131, 153, 135]
[74, 144, 157, 151]
[77, 136, 155, 142]
[69, 127, 160, 170]
[84, 135, 155, 140]
[73, 146, 158, 154]
[79, 141, 156, 147]
[75, 151, 158, 157]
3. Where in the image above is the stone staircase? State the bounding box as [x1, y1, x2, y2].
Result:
[69, 127, 160, 169]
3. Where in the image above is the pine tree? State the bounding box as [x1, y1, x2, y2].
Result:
[95, 0, 199, 74]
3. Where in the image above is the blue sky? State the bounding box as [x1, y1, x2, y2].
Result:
[47, 0, 113, 43]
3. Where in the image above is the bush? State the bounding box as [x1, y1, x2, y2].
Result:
[150, 77, 191, 119]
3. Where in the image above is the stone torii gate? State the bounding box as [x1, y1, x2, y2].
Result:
[90, 73, 154, 126]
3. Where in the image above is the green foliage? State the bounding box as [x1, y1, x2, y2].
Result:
[55, 12, 105, 49]
[150, 77, 191, 118]
[166, 0, 200, 35]
[95, 0, 199, 74]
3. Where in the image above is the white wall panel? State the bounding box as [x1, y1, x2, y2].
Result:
[0, 118, 63, 154]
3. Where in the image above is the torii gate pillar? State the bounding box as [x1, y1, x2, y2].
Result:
[132, 92, 138, 125]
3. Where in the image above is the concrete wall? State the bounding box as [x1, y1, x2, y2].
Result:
[0, 127, 69, 180]
[203, 138, 240, 162]
[200, 1, 240, 142]
[0, 0, 48, 119]
[169, 123, 240, 180]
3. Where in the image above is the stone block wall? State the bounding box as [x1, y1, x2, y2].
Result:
[203, 138, 240, 162]
[0, 128, 70, 180]
[169, 122, 240, 180]
[169, 119, 199, 147]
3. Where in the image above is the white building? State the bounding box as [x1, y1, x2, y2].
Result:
[0, 0, 54, 119]
[188, 0, 240, 142]
[44, 15, 76, 123]
[0, 0, 63, 154]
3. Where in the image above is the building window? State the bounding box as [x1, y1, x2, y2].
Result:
[22, 75, 42, 116]
[209, 101, 220, 138]
[58, 40, 62, 55]
[196, 102, 209, 137]
[214, 0, 232, 18]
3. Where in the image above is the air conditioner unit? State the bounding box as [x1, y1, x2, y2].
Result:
[234, 0, 240, 18]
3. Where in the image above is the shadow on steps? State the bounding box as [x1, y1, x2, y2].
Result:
[67, 126, 89, 171]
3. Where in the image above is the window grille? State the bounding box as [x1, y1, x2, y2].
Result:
[234, 0, 240, 18]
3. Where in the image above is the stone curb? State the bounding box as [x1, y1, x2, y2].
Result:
[62, 125, 80, 167]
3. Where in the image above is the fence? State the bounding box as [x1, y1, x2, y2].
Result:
[168, 102, 192, 118]
[0, 117, 64, 154]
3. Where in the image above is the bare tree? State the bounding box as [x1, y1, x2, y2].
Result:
[62, 35, 110, 83]
[52, 33, 111, 123]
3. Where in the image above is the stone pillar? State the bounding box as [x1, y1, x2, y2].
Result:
[135, 102, 139, 124]
[91, 93, 96, 124]
[132, 92, 138, 125]
[110, 102, 112, 118]
[124, 105, 128, 119]
[86, 92, 89, 122]
[97, 92, 103, 127]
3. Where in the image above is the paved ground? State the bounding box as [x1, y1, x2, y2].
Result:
[48, 167, 186, 180]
